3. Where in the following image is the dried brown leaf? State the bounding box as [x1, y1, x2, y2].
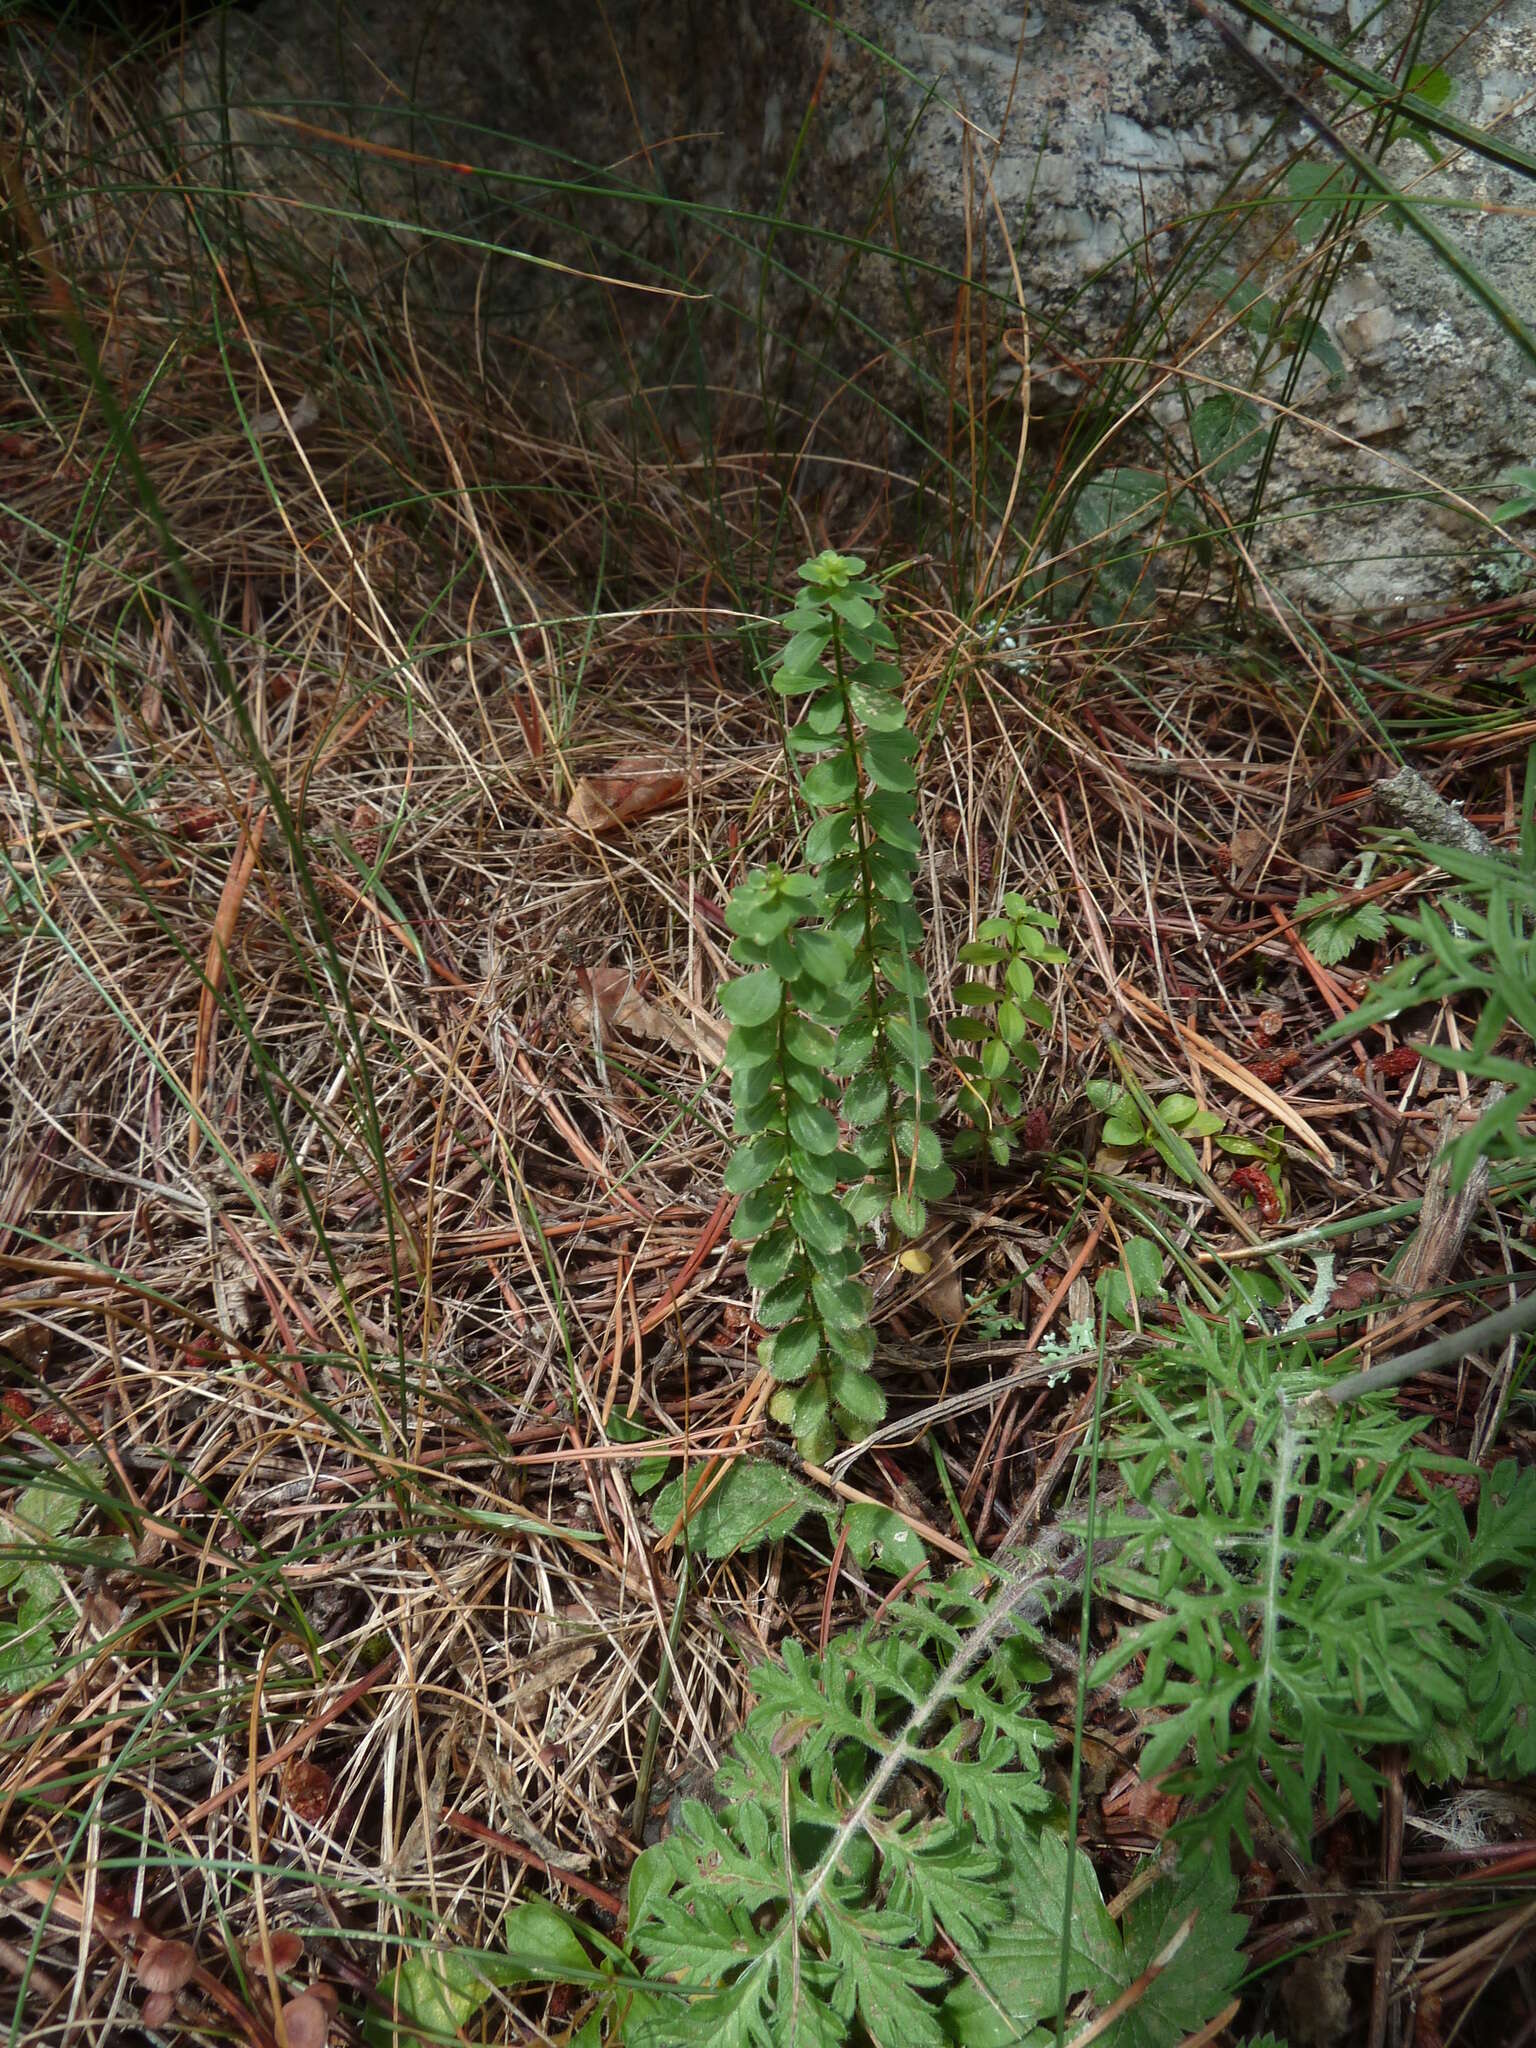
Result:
[571, 965, 726, 1065]
[190, 802, 267, 1164]
[566, 755, 690, 833]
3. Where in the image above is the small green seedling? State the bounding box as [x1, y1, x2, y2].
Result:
[1086, 1077, 1225, 1177]
[949, 894, 1065, 1164]
[1296, 856, 1389, 966]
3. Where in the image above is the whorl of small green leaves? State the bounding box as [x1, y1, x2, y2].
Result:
[949, 896, 1065, 1165]
[720, 552, 951, 1459]
[1090, 1309, 1536, 1849]
[776, 552, 952, 1243]
[720, 869, 873, 1464]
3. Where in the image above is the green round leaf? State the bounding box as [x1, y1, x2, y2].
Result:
[842, 1069, 888, 1126]
[718, 969, 783, 1027]
[766, 1319, 822, 1381]
[1101, 1113, 1145, 1148]
[730, 1183, 784, 1240]
[746, 1228, 798, 1288]
[794, 929, 853, 986]
[802, 753, 859, 807]
[829, 1365, 885, 1426]
[996, 999, 1028, 1046]
[791, 1188, 854, 1256]
[813, 1274, 871, 1330]
[981, 1036, 1011, 1081]
[788, 1099, 840, 1154]
[1005, 958, 1036, 1003]
[723, 1135, 784, 1194]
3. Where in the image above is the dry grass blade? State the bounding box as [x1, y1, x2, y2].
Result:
[189, 799, 267, 1164]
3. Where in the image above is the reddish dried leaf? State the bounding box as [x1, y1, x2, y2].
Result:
[570, 965, 726, 1064]
[1248, 1051, 1299, 1086]
[167, 804, 225, 842]
[1228, 1162, 1282, 1224]
[1102, 1768, 1180, 1836]
[93, 1881, 138, 1937]
[1413, 1989, 1445, 2048]
[281, 1758, 333, 1823]
[566, 756, 689, 833]
[81, 1590, 123, 1637]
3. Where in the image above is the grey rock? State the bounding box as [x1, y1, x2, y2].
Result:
[159, 0, 1536, 617]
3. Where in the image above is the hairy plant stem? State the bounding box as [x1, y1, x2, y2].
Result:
[1309, 1286, 1536, 1410]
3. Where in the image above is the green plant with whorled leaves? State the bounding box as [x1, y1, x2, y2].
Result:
[721, 552, 953, 1461]
[949, 894, 1065, 1165]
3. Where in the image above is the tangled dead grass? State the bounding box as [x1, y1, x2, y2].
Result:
[3, 24, 1534, 2048]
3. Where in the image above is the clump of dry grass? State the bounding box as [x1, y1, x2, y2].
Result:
[3, 22, 1534, 2048]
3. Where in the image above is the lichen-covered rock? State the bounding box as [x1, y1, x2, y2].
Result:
[159, 0, 1536, 617]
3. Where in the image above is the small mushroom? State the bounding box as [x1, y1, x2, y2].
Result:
[135, 1939, 197, 1995]
[279, 1992, 331, 2048]
[141, 1991, 176, 2028]
[244, 1929, 304, 1976]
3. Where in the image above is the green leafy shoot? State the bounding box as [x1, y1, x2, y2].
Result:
[1491, 463, 1536, 525]
[650, 1459, 826, 1560]
[367, 1898, 658, 2048]
[949, 895, 1065, 1165]
[628, 1564, 1246, 2047]
[0, 1474, 86, 1693]
[1095, 1234, 1166, 1330]
[721, 552, 953, 1461]
[643, 1456, 928, 1575]
[1322, 746, 1536, 1185]
[1386, 61, 1457, 164]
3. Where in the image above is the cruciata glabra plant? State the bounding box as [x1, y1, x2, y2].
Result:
[720, 552, 953, 1462]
